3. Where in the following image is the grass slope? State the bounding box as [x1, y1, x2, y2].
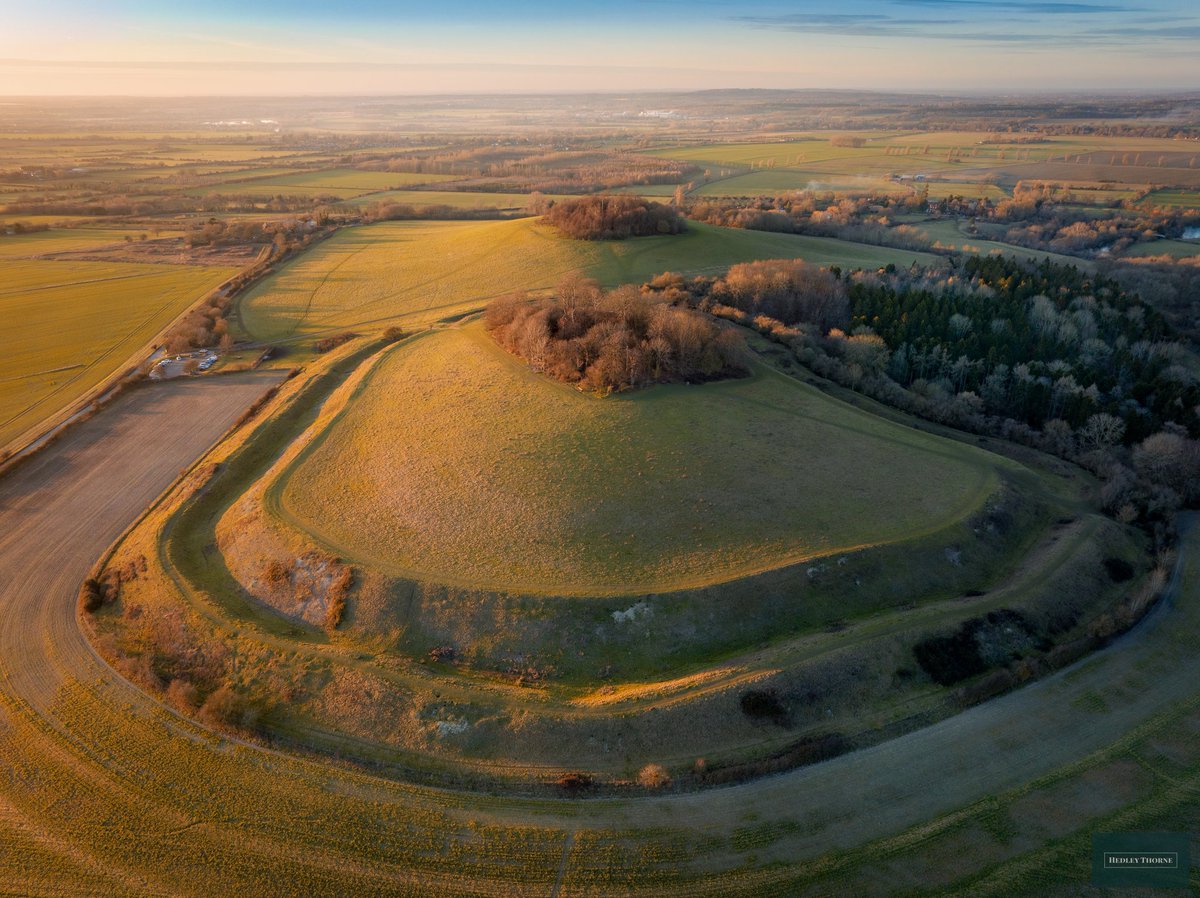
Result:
[276, 322, 998, 594]
[915, 219, 1095, 267]
[238, 217, 941, 343]
[0, 259, 236, 448]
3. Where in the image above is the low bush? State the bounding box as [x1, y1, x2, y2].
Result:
[197, 684, 244, 730]
[262, 558, 290, 586]
[323, 565, 353, 631]
[314, 332, 357, 354]
[637, 764, 671, 789]
[913, 609, 1036, 686]
[164, 678, 199, 713]
[740, 688, 787, 722]
[1103, 557, 1135, 582]
[78, 577, 107, 614]
[954, 667, 1018, 707]
[913, 628, 987, 686]
[324, 594, 346, 631]
[555, 772, 594, 794]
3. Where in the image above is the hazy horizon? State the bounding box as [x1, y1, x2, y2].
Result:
[4, 0, 1199, 96]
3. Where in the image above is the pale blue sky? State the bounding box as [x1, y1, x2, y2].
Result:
[1, 0, 1196, 94]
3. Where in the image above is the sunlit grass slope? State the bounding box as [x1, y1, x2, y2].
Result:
[276, 322, 998, 594]
[238, 217, 940, 343]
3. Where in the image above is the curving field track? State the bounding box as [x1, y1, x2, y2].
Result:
[0, 373, 1198, 895]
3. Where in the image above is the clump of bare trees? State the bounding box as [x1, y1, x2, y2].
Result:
[163, 290, 236, 356]
[78, 578, 107, 614]
[543, 195, 684, 240]
[486, 275, 748, 394]
[313, 332, 357, 354]
[711, 259, 850, 331]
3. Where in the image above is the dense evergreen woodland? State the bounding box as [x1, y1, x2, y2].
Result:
[846, 257, 1197, 443]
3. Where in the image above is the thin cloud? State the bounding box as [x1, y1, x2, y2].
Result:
[730, 14, 961, 34]
[889, 0, 1140, 12]
[0, 58, 781, 76]
[730, 7, 1199, 45]
[1085, 23, 1200, 35]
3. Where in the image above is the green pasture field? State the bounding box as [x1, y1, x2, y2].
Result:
[278, 322, 999, 594]
[342, 188, 578, 208]
[236, 218, 941, 344]
[923, 181, 1009, 200]
[612, 183, 684, 196]
[0, 259, 236, 448]
[646, 138, 888, 169]
[692, 170, 905, 196]
[648, 133, 1200, 198]
[185, 167, 459, 198]
[83, 165, 299, 185]
[887, 131, 1200, 162]
[0, 227, 178, 259]
[0, 140, 309, 171]
[1144, 187, 1200, 209]
[148, 144, 315, 163]
[1121, 238, 1200, 258]
[913, 219, 1095, 267]
[1017, 181, 1145, 202]
[0, 213, 99, 226]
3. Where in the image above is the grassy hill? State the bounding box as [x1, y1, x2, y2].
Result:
[274, 322, 999, 595]
[237, 217, 941, 344]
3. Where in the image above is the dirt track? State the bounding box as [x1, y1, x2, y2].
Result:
[0, 373, 1196, 895]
